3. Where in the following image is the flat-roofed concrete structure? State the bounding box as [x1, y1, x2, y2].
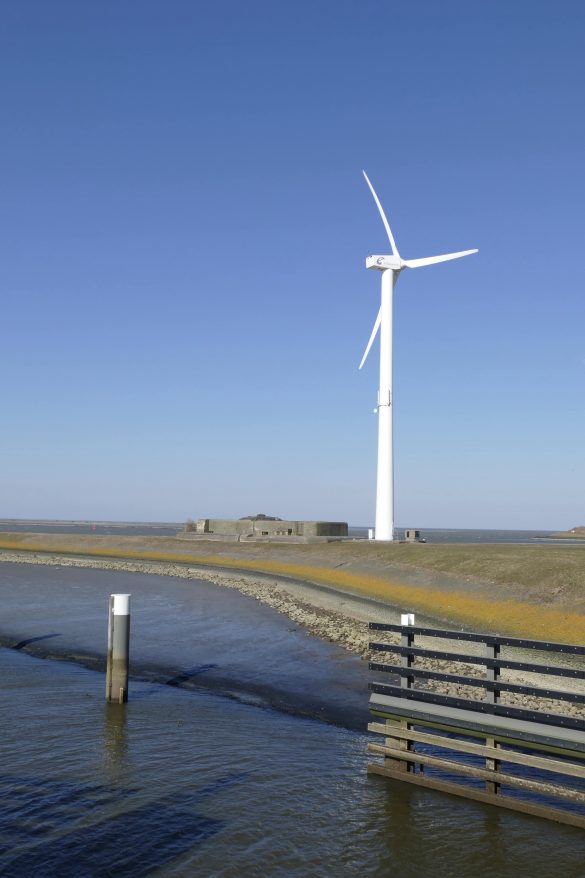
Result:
[179, 514, 348, 543]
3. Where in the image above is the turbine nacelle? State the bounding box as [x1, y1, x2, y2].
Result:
[359, 170, 478, 373]
[366, 249, 478, 273]
[366, 254, 402, 272]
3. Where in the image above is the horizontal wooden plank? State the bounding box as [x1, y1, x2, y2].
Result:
[367, 723, 585, 779]
[367, 763, 585, 829]
[369, 695, 585, 754]
[370, 708, 585, 761]
[369, 642, 585, 679]
[367, 623, 585, 656]
[369, 682, 585, 730]
[369, 662, 585, 704]
[367, 743, 585, 804]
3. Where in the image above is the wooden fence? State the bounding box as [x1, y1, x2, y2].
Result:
[367, 619, 585, 828]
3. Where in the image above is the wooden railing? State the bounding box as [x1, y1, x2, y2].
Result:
[367, 619, 585, 828]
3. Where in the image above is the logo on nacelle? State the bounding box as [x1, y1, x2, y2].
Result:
[365, 254, 403, 271]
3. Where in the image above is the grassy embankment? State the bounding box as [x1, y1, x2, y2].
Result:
[1, 533, 584, 643]
[549, 528, 585, 539]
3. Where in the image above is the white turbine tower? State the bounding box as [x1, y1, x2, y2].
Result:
[360, 171, 478, 541]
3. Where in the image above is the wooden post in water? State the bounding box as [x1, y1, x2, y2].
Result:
[385, 612, 416, 773]
[485, 641, 501, 794]
[106, 594, 131, 703]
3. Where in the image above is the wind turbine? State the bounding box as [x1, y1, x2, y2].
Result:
[360, 171, 478, 541]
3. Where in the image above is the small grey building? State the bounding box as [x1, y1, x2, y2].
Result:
[404, 529, 421, 542]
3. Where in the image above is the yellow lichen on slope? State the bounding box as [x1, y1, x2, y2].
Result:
[0, 537, 583, 644]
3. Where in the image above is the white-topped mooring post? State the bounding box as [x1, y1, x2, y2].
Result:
[383, 613, 417, 773]
[400, 613, 415, 690]
[106, 594, 131, 703]
[398, 611, 416, 772]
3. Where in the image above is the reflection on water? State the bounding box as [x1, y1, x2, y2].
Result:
[0, 772, 225, 878]
[102, 703, 129, 774]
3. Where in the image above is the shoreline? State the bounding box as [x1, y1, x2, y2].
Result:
[1, 531, 585, 642]
[0, 550, 388, 657]
[1, 549, 583, 721]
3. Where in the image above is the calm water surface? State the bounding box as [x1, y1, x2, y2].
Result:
[1, 562, 584, 877]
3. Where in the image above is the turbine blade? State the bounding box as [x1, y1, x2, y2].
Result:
[358, 307, 381, 370]
[362, 170, 400, 258]
[402, 249, 478, 268]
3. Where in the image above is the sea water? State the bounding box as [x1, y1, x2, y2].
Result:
[1, 562, 584, 877]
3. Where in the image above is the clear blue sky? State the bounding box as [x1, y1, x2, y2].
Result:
[1, 1, 584, 529]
